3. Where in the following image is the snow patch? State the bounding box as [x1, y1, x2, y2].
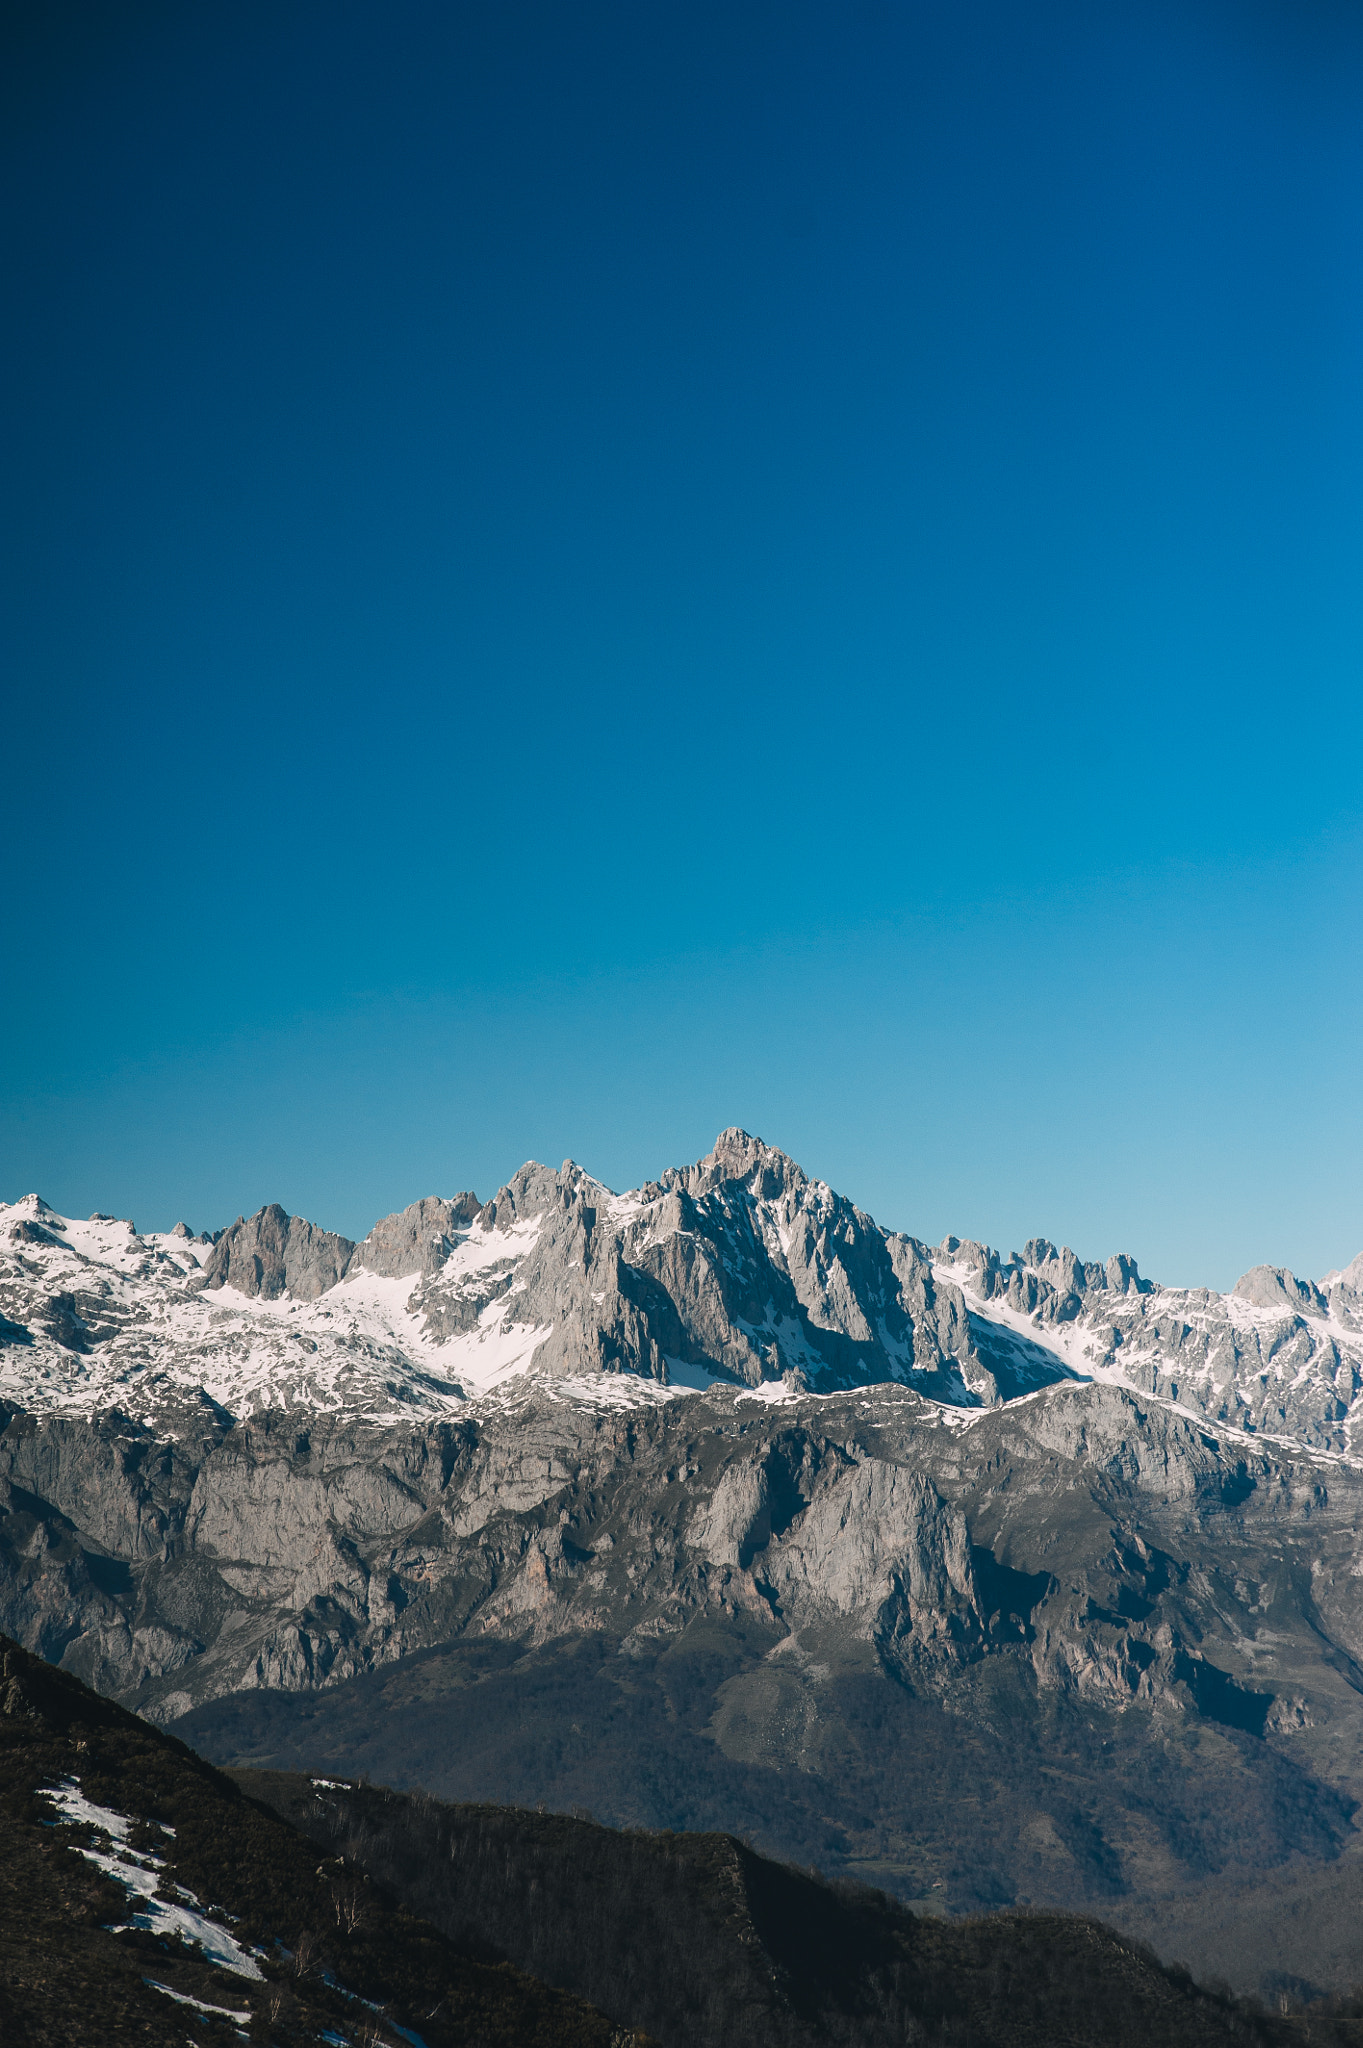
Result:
[144, 1980, 251, 2023]
[735, 1379, 805, 1406]
[664, 1358, 727, 1393]
[38, 1778, 264, 1978]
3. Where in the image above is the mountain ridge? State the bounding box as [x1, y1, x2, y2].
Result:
[4, 1129, 1362, 1449]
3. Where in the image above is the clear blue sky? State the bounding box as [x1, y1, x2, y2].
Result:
[3, 0, 1361, 1289]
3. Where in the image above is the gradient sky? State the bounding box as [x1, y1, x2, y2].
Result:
[3, 0, 1361, 1288]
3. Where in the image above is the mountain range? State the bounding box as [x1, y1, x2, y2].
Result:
[5, 1129, 1363, 2000]
[5, 1127, 1362, 1440]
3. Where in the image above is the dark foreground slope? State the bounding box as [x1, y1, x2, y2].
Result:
[180, 1617, 1363, 1998]
[241, 1769, 1356, 2048]
[7, 1622, 1363, 2048]
[0, 1633, 636, 2048]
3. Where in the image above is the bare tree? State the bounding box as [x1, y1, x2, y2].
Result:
[290, 1927, 322, 1979]
[330, 1873, 371, 1934]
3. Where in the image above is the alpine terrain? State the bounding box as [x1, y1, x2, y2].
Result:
[5, 1130, 1363, 2000]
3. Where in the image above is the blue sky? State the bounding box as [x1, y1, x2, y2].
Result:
[3, 0, 1361, 1288]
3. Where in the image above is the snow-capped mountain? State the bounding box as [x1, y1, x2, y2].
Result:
[7, 1131, 1363, 1948]
[3, 1127, 1360, 1452]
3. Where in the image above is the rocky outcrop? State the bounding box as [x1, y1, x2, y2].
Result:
[192, 1204, 356, 1301]
[1231, 1264, 1328, 1315]
[353, 1194, 482, 1279]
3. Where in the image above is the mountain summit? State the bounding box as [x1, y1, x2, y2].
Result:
[2, 1130, 1361, 1449]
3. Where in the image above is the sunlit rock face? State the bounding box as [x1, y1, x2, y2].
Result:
[4, 1130, 1360, 1440]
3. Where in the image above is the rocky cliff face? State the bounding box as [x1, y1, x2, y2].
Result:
[4, 1134, 1363, 1922]
[1, 1372, 1342, 1726]
[191, 1203, 357, 1300]
[7, 1369, 1363, 1917]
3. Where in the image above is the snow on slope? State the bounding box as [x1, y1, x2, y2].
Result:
[0, 1171, 856, 1430]
[3, 1132, 1363, 1454]
[934, 1242, 1363, 1455]
[38, 1776, 263, 1978]
[0, 1193, 553, 1428]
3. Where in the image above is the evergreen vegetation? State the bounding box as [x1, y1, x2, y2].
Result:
[0, 1633, 644, 2047]
[242, 1769, 1363, 2048]
[7, 1625, 1363, 2047]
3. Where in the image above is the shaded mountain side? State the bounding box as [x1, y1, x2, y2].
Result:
[177, 1623, 1357, 1948]
[0, 1632, 639, 2048]
[1114, 1850, 1363, 2011]
[239, 1767, 1352, 2048]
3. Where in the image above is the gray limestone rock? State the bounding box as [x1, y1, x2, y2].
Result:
[1105, 1252, 1145, 1294]
[1337, 1250, 1363, 1294]
[191, 1203, 357, 1301]
[471, 1129, 991, 1397]
[1232, 1264, 1327, 1316]
[2, 1376, 1359, 1841]
[8, 1221, 66, 1250]
[353, 1194, 482, 1280]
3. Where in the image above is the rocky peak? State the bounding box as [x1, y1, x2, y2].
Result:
[664, 1128, 812, 1207]
[1334, 1251, 1363, 1294]
[1231, 1264, 1328, 1317]
[942, 1235, 1147, 1305]
[1104, 1252, 1146, 1295]
[190, 1203, 356, 1301]
[354, 1193, 482, 1279]
[1022, 1241, 1107, 1298]
[7, 1194, 66, 1248]
[475, 1160, 608, 1234]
